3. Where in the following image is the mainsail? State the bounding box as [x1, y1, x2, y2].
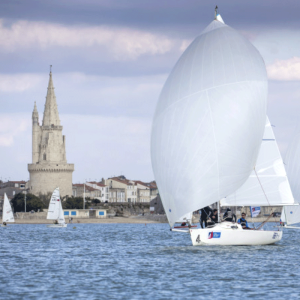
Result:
[47, 188, 65, 224]
[2, 193, 15, 223]
[221, 117, 295, 207]
[281, 126, 300, 225]
[151, 14, 268, 227]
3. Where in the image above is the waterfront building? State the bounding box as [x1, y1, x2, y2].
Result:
[28, 71, 74, 198]
[105, 176, 152, 203]
[86, 182, 109, 202]
[72, 182, 109, 202]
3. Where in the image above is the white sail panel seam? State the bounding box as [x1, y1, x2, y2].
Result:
[153, 80, 267, 122]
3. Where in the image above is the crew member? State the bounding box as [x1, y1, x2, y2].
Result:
[237, 212, 252, 229]
[223, 208, 236, 222]
[200, 206, 212, 228]
[211, 209, 219, 224]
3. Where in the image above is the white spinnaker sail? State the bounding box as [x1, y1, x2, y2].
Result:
[221, 117, 295, 207]
[2, 193, 15, 223]
[282, 126, 300, 225]
[47, 188, 61, 220]
[151, 15, 268, 227]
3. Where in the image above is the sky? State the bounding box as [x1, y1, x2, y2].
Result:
[0, 0, 300, 183]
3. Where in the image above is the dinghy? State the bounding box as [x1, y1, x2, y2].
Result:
[151, 8, 291, 245]
[1, 193, 15, 227]
[174, 212, 197, 228]
[47, 188, 67, 228]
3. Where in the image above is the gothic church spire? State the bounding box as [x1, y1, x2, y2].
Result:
[42, 70, 61, 126]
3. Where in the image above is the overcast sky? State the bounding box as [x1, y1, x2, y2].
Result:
[1, 0, 300, 183]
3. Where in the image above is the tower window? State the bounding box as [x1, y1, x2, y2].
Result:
[43, 153, 46, 160]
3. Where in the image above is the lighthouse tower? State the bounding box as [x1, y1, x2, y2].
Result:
[28, 70, 74, 197]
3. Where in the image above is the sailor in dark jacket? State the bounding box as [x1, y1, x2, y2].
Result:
[200, 206, 213, 228]
[211, 209, 219, 224]
[223, 208, 237, 222]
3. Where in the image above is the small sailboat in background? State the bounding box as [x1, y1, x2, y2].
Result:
[47, 188, 67, 228]
[174, 212, 197, 228]
[1, 193, 15, 227]
[151, 8, 289, 245]
[280, 126, 300, 229]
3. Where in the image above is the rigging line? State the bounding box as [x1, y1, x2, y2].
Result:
[253, 167, 280, 229]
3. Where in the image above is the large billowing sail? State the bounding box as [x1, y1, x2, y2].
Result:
[221, 117, 295, 207]
[281, 126, 300, 225]
[47, 188, 65, 224]
[151, 15, 268, 227]
[2, 193, 15, 223]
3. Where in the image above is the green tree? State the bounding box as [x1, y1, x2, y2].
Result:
[11, 193, 45, 212]
[63, 197, 90, 209]
[38, 192, 52, 208]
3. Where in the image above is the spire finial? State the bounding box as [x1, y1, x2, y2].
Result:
[50, 65, 52, 73]
[215, 5, 218, 19]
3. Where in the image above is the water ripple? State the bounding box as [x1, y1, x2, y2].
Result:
[0, 223, 300, 299]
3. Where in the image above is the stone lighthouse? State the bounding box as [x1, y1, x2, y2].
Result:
[28, 70, 74, 198]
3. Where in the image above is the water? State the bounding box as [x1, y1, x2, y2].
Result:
[1, 223, 300, 299]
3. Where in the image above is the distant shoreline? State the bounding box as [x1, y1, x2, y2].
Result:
[2, 215, 281, 225]
[4, 216, 163, 225]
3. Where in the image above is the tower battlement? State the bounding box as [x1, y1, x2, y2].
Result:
[28, 70, 74, 197]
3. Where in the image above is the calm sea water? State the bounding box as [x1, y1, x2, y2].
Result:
[1, 223, 300, 300]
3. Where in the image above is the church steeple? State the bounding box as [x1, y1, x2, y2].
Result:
[42, 69, 61, 126]
[32, 101, 39, 125]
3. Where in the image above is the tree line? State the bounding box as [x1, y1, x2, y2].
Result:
[10, 193, 101, 212]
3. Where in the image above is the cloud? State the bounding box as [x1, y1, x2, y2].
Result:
[267, 57, 300, 81]
[0, 112, 154, 182]
[0, 19, 177, 61]
[0, 72, 167, 119]
[0, 74, 43, 92]
[0, 114, 30, 147]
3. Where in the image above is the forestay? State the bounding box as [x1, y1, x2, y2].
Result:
[221, 117, 295, 207]
[151, 15, 268, 227]
[2, 193, 15, 223]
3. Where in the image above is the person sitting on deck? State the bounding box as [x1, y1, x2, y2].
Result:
[210, 209, 219, 224]
[54, 220, 58, 224]
[2, 222, 7, 226]
[200, 206, 213, 228]
[237, 212, 252, 230]
[223, 208, 237, 222]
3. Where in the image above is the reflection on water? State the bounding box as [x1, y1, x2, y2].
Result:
[0, 223, 300, 299]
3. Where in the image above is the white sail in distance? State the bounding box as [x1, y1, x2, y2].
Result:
[151, 14, 268, 227]
[281, 126, 300, 225]
[221, 117, 295, 207]
[2, 193, 15, 223]
[47, 188, 65, 224]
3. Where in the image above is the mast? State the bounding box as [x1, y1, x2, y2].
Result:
[214, 5, 218, 19]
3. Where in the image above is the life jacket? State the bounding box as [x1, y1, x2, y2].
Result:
[239, 218, 247, 227]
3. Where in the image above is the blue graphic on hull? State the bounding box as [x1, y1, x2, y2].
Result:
[208, 232, 221, 239]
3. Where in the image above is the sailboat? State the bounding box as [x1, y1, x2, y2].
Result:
[280, 126, 300, 229]
[174, 212, 197, 228]
[47, 187, 67, 228]
[151, 8, 289, 245]
[1, 193, 15, 227]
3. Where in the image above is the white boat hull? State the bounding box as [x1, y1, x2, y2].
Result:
[47, 224, 67, 228]
[189, 222, 282, 246]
